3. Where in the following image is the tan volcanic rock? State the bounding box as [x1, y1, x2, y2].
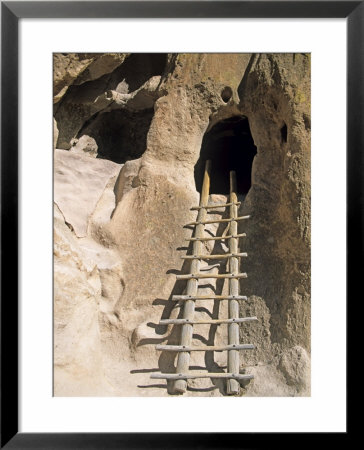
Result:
[238, 54, 311, 368]
[53, 53, 127, 103]
[54, 54, 167, 149]
[54, 204, 121, 396]
[53, 53, 311, 397]
[53, 118, 59, 150]
[54, 149, 122, 237]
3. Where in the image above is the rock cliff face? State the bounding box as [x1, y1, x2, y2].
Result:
[53, 53, 310, 396]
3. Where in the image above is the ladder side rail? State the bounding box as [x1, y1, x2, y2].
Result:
[173, 160, 211, 394]
[227, 171, 241, 395]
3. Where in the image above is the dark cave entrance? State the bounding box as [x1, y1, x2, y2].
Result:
[55, 53, 169, 151]
[194, 116, 257, 195]
[71, 53, 169, 164]
[77, 108, 154, 164]
[105, 53, 168, 93]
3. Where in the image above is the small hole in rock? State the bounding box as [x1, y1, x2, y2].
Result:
[221, 86, 233, 103]
[281, 123, 288, 143]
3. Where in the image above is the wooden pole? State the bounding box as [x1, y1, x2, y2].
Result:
[172, 294, 247, 301]
[186, 233, 246, 242]
[173, 160, 211, 394]
[227, 171, 241, 395]
[157, 344, 254, 352]
[176, 272, 247, 280]
[152, 373, 254, 380]
[159, 317, 257, 325]
[191, 201, 241, 210]
[185, 215, 250, 226]
[181, 252, 247, 260]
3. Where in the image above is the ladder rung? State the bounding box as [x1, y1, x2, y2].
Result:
[181, 252, 247, 260]
[186, 233, 246, 242]
[185, 215, 250, 227]
[191, 202, 241, 211]
[172, 295, 247, 301]
[156, 344, 254, 352]
[159, 317, 258, 325]
[176, 272, 247, 280]
[150, 372, 253, 380]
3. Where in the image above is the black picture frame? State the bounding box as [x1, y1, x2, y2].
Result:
[1, 1, 358, 448]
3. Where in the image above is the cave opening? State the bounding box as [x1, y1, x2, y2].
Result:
[194, 116, 257, 195]
[106, 53, 168, 93]
[77, 108, 154, 164]
[54, 53, 168, 150]
[69, 53, 169, 163]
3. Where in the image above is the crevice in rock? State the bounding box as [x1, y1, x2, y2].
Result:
[162, 53, 178, 82]
[281, 123, 288, 143]
[194, 116, 257, 195]
[302, 113, 310, 130]
[237, 54, 257, 104]
[65, 221, 74, 232]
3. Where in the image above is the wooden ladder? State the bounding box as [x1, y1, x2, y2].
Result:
[151, 160, 257, 395]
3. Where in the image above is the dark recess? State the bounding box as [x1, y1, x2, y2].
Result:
[78, 109, 154, 164]
[107, 52, 167, 92]
[281, 123, 288, 143]
[54, 53, 168, 147]
[221, 86, 233, 103]
[195, 116, 257, 195]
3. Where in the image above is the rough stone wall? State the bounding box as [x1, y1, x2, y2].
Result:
[238, 54, 311, 394]
[53, 53, 128, 104]
[53, 53, 310, 396]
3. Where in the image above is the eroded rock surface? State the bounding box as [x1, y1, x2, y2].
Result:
[54, 204, 121, 396]
[53, 53, 128, 104]
[53, 53, 311, 397]
[54, 149, 121, 237]
[54, 53, 167, 150]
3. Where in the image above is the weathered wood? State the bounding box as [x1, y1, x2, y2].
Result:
[186, 233, 246, 241]
[155, 165, 257, 393]
[151, 372, 254, 380]
[176, 272, 247, 280]
[191, 201, 241, 210]
[156, 344, 254, 352]
[227, 170, 240, 395]
[159, 317, 258, 325]
[186, 215, 250, 226]
[173, 160, 211, 394]
[181, 252, 247, 260]
[172, 294, 248, 301]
